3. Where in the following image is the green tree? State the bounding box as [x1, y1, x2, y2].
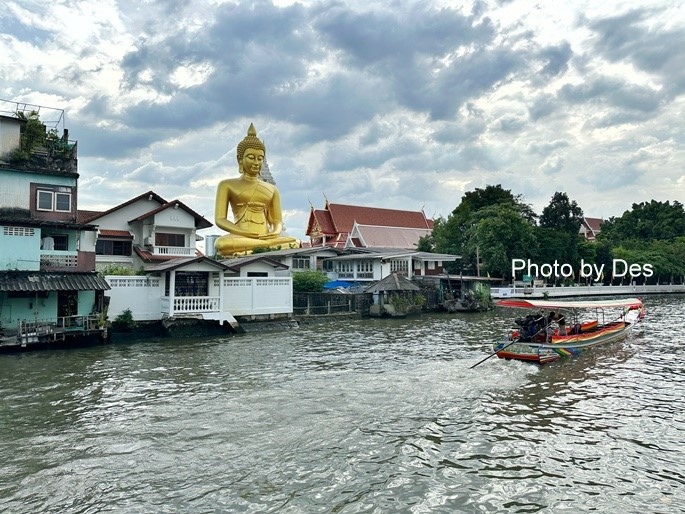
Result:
[599, 200, 685, 243]
[533, 227, 573, 282]
[538, 192, 584, 266]
[466, 204, 537, 280]
[292, 270, 329, 292]
[416, 234, 435, 252]
[431, 184, 538, 273]
[539, 192, 584, 234]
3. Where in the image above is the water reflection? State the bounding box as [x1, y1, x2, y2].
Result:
[0, 296, 684, 512]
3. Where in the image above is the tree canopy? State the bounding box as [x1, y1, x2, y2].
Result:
[427, 184, 685, 284]
[539, 192, 583, 234]
[599, 200, 685, 243]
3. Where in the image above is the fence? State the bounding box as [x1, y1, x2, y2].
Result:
[293, 293, 371, 316]
[492, 283, 685, 299]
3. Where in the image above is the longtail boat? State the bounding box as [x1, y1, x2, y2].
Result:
[491, 297, 645, 364]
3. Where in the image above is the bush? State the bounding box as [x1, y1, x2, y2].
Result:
[292, 270, 329, 292]
[99, 264, 136, 275]
[112, 309, 135, 330]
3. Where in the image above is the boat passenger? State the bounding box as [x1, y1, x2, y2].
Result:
[557, 316, 567, 336]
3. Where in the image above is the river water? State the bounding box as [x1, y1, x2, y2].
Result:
[1, 295, 684, 513]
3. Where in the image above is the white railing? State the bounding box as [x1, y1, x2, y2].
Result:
[152, 246, 196, 256]
[492, 283, 685, 299]
[172, 296, 220, 313]
[40, 251, 78, 267]
[108, 276, 161, 288]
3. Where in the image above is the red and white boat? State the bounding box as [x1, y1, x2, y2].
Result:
[492, 297, 645, 364]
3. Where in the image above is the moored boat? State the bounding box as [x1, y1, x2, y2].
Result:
[492, 298, 645, 364]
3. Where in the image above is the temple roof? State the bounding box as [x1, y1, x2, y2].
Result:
[306, 202, 433, 248]
[348, 224, 432, 249]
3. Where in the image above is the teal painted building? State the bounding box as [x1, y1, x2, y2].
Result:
[0, 101, 109, 348]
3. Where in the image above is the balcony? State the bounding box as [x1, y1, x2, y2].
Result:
[40, 250, 95, 272]
[40, 251, 77, 268]
[151, 246, 197, 257]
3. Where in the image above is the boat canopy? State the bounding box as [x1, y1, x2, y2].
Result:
[496, 298, 643, 310]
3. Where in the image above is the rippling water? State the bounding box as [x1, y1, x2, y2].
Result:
[1, 295, 684, 513]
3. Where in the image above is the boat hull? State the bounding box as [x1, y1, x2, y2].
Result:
[493, 321, 633, 364]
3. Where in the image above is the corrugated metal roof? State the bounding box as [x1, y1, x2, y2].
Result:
[0, 272, 111, 291]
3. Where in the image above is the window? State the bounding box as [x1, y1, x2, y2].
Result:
[337, 261, 354, 278]
[37, 190, 72, 212]
[3, 226, 35, 237]
[292, 256, 311, 270]
[390, 259, 408, 274]
[96, 240, 132, 256]
[52, 234, 68, 251]
[357, 260, 373, 278]
[55, 193, 71, 211]
[38, 191, 53, 210]
[156, 233, 185, 247]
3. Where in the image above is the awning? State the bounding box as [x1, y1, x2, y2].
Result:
[0, 272, 111, 291]
[98, 229, 133, 239]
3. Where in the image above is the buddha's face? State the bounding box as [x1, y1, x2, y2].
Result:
[240, 148, 264, 177]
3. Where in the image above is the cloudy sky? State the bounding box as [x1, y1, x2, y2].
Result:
[2, 0, 684, 243]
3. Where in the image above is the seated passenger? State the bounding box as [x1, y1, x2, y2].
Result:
[557, 317, 567, 336]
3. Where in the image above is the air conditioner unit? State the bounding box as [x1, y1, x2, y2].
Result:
[144, 237, 154, 246]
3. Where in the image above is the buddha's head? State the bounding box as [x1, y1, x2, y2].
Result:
[237, 123, 266, 176]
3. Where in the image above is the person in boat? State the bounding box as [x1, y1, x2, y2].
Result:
[545, 311, 557, 340]
[557, 315, 567, 336]
[214, 124, 299, 257]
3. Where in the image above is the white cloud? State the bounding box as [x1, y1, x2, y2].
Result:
[1, 0, 684, 243]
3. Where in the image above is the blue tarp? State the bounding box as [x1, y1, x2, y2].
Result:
[323, 280, 353, 289]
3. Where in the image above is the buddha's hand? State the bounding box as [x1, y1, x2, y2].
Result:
[229, 229, 261, 238]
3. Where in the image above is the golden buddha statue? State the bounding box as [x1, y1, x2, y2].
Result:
[214, 123, 298, 257]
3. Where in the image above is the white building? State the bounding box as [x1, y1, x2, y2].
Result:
[79, 191, 212, 272]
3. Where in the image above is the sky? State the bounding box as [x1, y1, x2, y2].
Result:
[1, 0, 685, 244]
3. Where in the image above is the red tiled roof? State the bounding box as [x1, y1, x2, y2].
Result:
[99, 229, 133, 239]
[580, 217, 603, 241]
[308, 208, 336, 235]
[327, 203, 431, 231]
[584, 217, 603, 233]
[134, 247, 172, 263]
[77, 210, 103, 223]
[306, 203, 432, 248]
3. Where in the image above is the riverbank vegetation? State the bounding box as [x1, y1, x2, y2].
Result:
[420, 184, 685, 285]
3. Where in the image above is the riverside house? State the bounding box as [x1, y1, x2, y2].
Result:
[84, 191, 293, 331]
[0, 101, 110, 349]
[79, 190, 212, 271]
